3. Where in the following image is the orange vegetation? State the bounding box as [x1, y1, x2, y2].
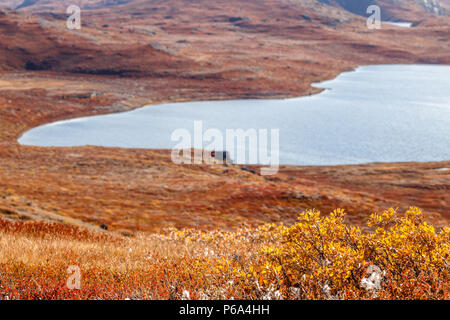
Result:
[0, 207, 448, 299]
[0, 0, 449, 300]
[1, 1, 449, 233]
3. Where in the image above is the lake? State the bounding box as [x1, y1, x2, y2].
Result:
[19, 65, 450, 166]
[383, 21, 412, 28]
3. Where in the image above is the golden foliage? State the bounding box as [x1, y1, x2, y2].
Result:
[231, 207, 449, 299]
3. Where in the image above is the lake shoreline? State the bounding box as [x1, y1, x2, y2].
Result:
[18, 64, 450, 167]
[1, 63, 449, 232]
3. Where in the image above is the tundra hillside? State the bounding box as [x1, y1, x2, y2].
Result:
[0, 0, 449, 299]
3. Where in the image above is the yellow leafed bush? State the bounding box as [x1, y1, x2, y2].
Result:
[230, 207, 449, 299]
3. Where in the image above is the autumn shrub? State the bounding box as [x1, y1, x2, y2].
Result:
[230, 207, 449, 299]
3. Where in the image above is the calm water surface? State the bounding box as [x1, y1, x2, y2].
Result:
[382, 21, 413, 27]
[19, 65, 450, 165]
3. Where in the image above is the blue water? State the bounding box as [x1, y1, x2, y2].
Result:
[19, 65, 450, 165]
[382, 21, 412, 28]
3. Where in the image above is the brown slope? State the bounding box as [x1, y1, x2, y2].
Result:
[0, 0, 449, 232]
[0, 8, 196, 76]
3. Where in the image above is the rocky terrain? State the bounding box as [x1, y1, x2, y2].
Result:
[0, 0, 449, 233]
